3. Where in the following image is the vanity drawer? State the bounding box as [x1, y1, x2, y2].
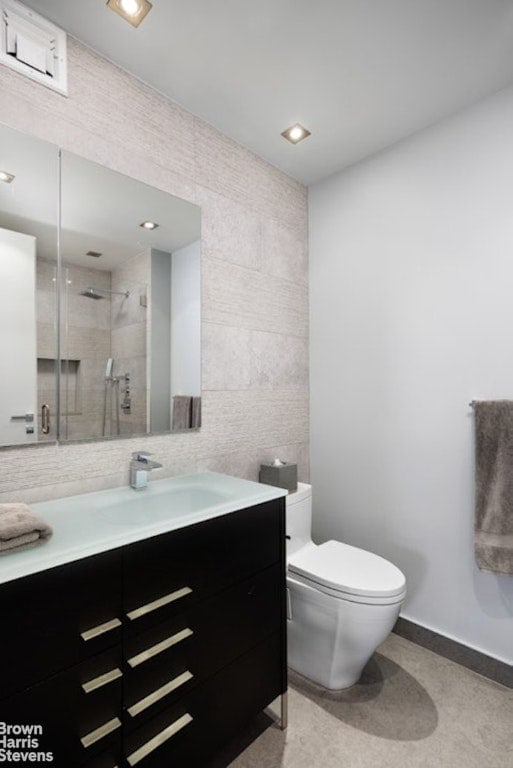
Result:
[123, 499, 283, 631]
[0, 548, 123, 700]
[123, 563, 282, 726]
[1, 646, 123, 766]
[123, 631, 282, 768]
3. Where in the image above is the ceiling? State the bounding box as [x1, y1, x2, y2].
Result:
[22, 0, 513, 185]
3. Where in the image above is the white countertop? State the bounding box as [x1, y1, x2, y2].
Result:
[0, 472, 287, 585]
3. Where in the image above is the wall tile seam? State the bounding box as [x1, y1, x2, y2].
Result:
[202, 320, 310, 342]
[203, 254, 309, 291]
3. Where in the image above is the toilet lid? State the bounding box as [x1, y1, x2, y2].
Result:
[288, 540, 406, 599]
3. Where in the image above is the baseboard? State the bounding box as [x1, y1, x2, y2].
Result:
[393, 617, 512, 689]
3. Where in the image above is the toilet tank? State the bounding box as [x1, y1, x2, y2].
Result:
[286, 482, 313, 557]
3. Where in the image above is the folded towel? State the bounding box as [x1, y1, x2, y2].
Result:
[0, 503, 53, 555]
[172, 395, 192, 431]
[191, 396, 201, 429]
[473, 401, 513, 575]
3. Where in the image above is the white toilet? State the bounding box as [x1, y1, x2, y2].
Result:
[286, 483, 406, 689]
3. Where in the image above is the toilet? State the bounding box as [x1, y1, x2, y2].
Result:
[286, 483, 406, 689]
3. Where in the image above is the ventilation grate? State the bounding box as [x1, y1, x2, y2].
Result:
[0, 0, 67, 95]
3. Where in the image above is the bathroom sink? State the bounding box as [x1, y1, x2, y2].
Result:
[98, 485, 229, 526]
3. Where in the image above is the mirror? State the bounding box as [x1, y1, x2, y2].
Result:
[0, 123, 59, 447]
[59, 151, 201, 441]
[0, 122, 201, 447]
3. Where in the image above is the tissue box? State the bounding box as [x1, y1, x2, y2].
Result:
[259, 461, 297, 492]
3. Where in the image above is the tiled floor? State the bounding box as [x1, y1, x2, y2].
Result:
[221, 633, 513, 768]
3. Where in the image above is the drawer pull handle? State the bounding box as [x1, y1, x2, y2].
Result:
[81, 716, 121, 749]
[127, 713, 193, 766]
[127, 586, 192, 621]
[127, 670, 194, 717]
[81, 617, 122, 642]
[82, 667, 123, 694]
[127, 627, 193, 668]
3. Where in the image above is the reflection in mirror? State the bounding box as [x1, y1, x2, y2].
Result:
[59, 152, 201, 442]
[0, 123, 59, 447]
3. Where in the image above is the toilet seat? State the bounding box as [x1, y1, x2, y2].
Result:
[288, 540, 406, 605]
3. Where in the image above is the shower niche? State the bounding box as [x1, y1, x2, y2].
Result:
[0, 123, 201, 447]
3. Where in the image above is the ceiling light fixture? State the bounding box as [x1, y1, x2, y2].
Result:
[140, 220, 159, 230]
[0, 170, 15, 183]
[107, 0, 153, 27]
[281, 123, 311, 145]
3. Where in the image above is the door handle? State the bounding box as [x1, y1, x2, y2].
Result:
[41, 404, 50, 434]
[10, 412, 34, 422]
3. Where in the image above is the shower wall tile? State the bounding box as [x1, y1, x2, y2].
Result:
[111, 324, 146, 360]
[37, 323, 58, 360]
[61, 327, 110, 361]
[0, 37, 309, 501]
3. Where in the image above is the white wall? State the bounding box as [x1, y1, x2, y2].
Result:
[309, 86, 513, 663]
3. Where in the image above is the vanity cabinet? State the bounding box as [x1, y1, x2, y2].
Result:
[0, 497, 286, 767]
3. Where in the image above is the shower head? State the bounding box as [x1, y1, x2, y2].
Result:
[80, 287, 105, 299]
[80, 287, 130, 300]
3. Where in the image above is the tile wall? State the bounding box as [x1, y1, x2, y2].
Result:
[0, 37, 309, 502]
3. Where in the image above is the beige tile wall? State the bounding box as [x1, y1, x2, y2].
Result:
[0, 37, 309, 502]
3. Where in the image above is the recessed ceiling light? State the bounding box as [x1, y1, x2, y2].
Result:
[281, 123, 311, 145]
[107, 0, 153, 27]
[0, 170, 15, 184]
[140, 220, 159, 230]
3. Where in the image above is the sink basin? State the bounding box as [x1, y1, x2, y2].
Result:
[98, 486, 229, 526]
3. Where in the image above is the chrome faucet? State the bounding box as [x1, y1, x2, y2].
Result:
[130, 452, 163, 490]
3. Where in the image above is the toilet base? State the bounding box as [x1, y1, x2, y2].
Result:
[287, 576, 403, 690]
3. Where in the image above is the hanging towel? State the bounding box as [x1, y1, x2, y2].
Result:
[172, 395, 192, 430]
[0, 503, 53, 555]
[473, 400, 513, 575]
[191, 396, 201, 429]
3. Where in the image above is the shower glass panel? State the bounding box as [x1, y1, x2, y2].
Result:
[59, 150, 201, 442]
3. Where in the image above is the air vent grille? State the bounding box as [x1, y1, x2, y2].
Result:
[0, 0, 67, 95]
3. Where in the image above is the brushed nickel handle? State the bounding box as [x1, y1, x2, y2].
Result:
[81, 617, 122, 642]
[41, 404, 50, 434]
[127, 670, 193, 717]
[127, 713, 193, 766]
[82, 667, 123, 694]
[126, 586, 192, 621]
[127, 627, 193, 668]
[81, 716, 121, 749]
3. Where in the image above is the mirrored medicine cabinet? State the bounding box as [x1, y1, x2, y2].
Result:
[0, 122, 201, 448]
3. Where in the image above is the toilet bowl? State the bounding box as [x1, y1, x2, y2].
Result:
[286, 483, 406, 689]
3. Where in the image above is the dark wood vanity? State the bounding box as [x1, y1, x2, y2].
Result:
[0, 497, 286, 767]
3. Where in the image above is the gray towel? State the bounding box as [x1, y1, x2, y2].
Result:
[0, 503, 53, 555]
[172, 395, 192, 430]
[473, 401, 513, 574]
[191, 396, 201, 429]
